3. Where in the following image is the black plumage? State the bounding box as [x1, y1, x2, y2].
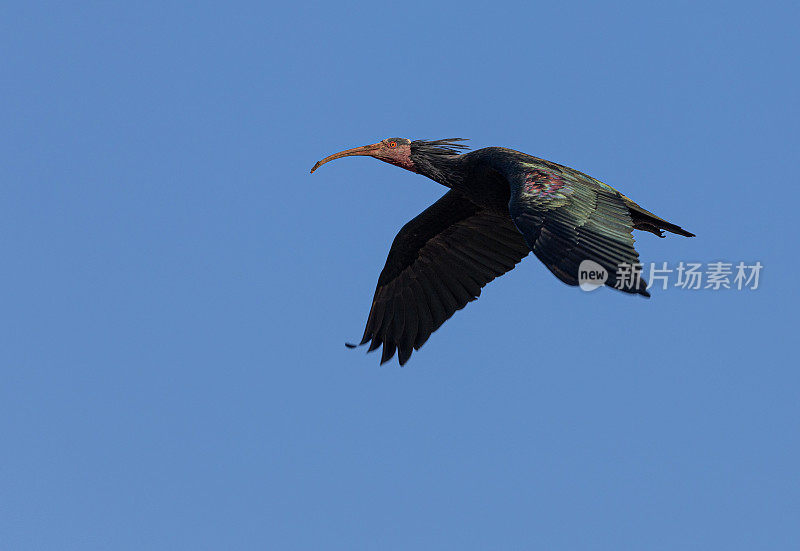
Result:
[311, 137, 695, 365]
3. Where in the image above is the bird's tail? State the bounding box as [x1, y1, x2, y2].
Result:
[623, 199, 695, 238]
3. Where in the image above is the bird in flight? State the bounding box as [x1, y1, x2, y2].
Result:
[311, 138, 694, 365]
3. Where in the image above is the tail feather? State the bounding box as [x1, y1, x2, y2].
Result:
[623, 199, 695, 238]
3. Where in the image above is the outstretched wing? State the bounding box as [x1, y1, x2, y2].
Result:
[357, 190, 530, 366]
[506, 160, 649, 296]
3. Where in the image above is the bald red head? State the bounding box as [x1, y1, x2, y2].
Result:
[310, 138, 416, 174]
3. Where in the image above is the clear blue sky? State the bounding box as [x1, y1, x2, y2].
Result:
[2, 2, 798, 549]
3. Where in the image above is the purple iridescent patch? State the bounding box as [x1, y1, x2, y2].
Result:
[523, 169, 566, 198]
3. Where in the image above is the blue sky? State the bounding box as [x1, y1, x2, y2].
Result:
[1, 2, 798, 549]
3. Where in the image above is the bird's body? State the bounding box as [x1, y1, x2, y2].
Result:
[311, 138, 694, 365]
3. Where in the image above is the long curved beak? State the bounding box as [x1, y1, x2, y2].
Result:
[310, 142, 382, 173]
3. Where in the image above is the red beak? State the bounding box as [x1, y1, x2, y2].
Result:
[310, 142, 382, 173]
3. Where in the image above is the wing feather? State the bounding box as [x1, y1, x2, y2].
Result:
[507, 164, 649, 296]
[356, 190, 530, 365]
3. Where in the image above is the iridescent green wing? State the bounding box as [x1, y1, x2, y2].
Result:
[505, 158, 649, 296]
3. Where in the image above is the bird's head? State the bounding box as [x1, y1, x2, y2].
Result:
[310, 137, 415, 174]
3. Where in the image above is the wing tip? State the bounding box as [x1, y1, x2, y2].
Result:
[346, 336, 416, 366]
